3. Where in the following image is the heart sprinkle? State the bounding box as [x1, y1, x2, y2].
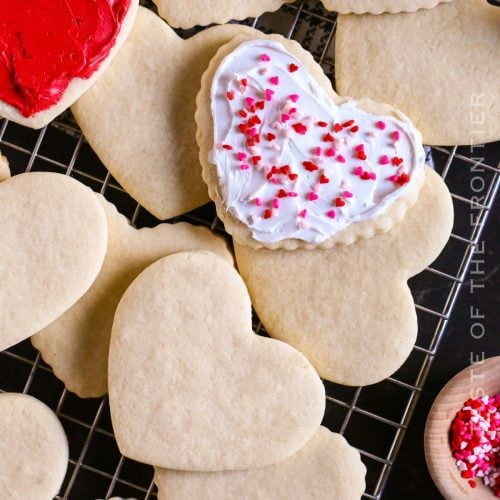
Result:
[209, 40, 424, 244]
[450, 394, 499, 496]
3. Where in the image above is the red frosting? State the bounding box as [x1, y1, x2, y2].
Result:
[0, 0, 131, 117]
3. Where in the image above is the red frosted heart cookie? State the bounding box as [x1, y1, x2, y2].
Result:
[0, 0, 138, 128]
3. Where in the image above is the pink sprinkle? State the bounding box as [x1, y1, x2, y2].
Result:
[240, 164, 250, 170]
[265, 89, 275, 101]
[289, 107, 297, 115]
[270, 76, 279, 85]
[337, 154, 346, 163]
[288, 191, 298, 197]
[388, 174, 399, 182]
[326, 210, 336, 219]
[281, 114, 290, 123]
[254, 198, 262, 206]
[245, 97, 255, 106]
[272, 198, 280, 209]
[247, 127, 257, 136]
[261, 53, 271, 62]
[308, 192, 319, 201]
[376, 120, 386, 130]
[392, 130, 400, 141]
[379, 155, 390, 165]
[314, 147, 322, 156]
[368, 172, 377, 180]
[237, 152, 247, 161]
[270, 178, 279, 184]
[299, 209, 307, 218]
[289, 94, 299, 103]
[355, 144, 365, 152]
[343, 190, 353, 198]
[325, 147, 336, 157]
[353, 166, 363, 176]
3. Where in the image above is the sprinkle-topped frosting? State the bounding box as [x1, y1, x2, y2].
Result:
[209, 40, 425, 244]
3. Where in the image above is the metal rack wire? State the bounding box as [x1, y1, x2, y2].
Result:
[0, 1, 498, 498]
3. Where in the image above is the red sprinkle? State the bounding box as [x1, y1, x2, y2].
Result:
[277, 189, 287, 198]
[263, 209, 273, 219]
[333, 123, 343, 133]
[266, 132, 276, 141]
[292, 123, 308, 135]
[226, 91, 234, 101]
[322, 133, 334, 142]
[392, 157, 404, 166]
[320, 175, 330, 184]
[289, 63, 299, 73]
[303, 161, 319, 172]
[335, 197, 345, 207]
[317, 121, 328, 127]
[289, 173, 298, 181]
[350, 125, 359, 133]
[251, 156, 261, 165]
[241, 78, 248, 87]
[256, 100, 266, 110]
[238, 110, 248, 118]
[342, 119, 355, 127]
[356, 151, 367, 160]
[222, 144, 232, 150]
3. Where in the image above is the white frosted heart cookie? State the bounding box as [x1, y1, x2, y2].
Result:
[0, 393, 68, 499]
[336, 0, 500, 145]
[0, 172, 107, 352]
[153, 0, 294, 28]
[73, 7, 260, 220]
[320, 0, 452, 14]
[32, 198, 233, 398]
[155, 426, 366, 499]
[234, 167, 453, 386]
[197, 36, 426, 250]
[109, 251, 325, 471]
[0, 0, 138, 129]
[0, 152, 10, 181]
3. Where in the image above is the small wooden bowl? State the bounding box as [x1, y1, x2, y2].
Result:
[425, 356, 500, 499]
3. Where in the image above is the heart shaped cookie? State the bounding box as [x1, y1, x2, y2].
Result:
[336, 0, 500, 145]
[234, 167, 453, 386]
[0, 393, 68, 499]
[155, 426, 366, 499]
[320, 0, 452, 14]
[0, 0, 139, 129]
[109, 251, 325, 471]
[152, 0, 294, 28]
[32, 197, 232, 398]
[0, 172, 107, 352]
[72, 7, 260, 220]
[197, 36, 426, 249]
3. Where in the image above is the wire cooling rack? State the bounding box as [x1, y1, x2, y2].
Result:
[0, 1, 498, 499]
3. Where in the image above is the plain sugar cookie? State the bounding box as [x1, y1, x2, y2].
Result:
[234, 167, 453, 386]
[72, 7, 260, 220]
[109, 251, 325, 471]
[32, 197, 233, 398]
[155, 426, 366, 499]
[0, 172, 107, 352]
[153, 0, 294, 28]
[335, 0, 500, 145]
[0, 152, 10, 181]
[0, 0, 139, 129]
[0, 393, 68, 500]
[197, 35, 427, 250]
[320, 0, 452, 14]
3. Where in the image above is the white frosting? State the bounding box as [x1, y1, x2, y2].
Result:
[210, 40, 425, 244]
